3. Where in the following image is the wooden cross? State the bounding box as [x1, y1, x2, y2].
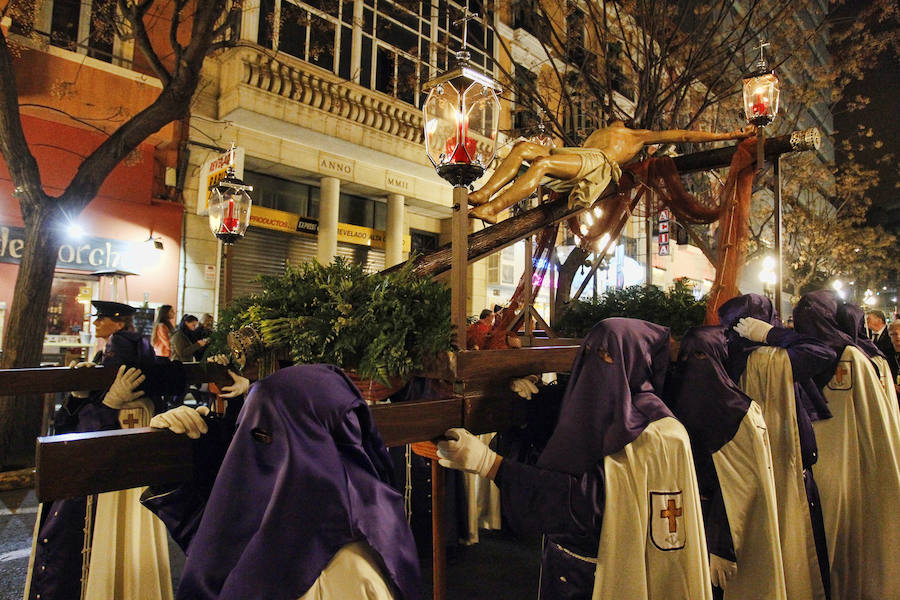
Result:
[834, 363, 848, 386]
[660, 498, 683, 533]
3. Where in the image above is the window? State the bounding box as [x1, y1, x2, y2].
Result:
[513, 65, 539, 136]
[411, 229, 439, 255]
[37, 0, 118, 63]
[259, 1, 494, 108]
[243, 171, 319, 218]
[265, 0, 351, 75]
[486, 252, 501, 285]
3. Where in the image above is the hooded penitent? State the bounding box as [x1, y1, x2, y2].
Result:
[538, 317, 673, 475]
[668, 326, 787, 599]
[176, 364, 420, 600]
[792, 290, 900, 599]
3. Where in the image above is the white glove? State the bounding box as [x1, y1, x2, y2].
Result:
[220, 370, 250, 398]
[206, 353, 230, 365]
[510, 376, 539, 400]
[709, 554, 737, 590]
[733, 317, 773, 343]
[68, 360, 97, 399]
[149, 405, 210, 439]
[436, 428, 498, 478]
[101, 365, 145, 409]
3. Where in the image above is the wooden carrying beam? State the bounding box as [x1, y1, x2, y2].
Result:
[27, 345, 580, 501]
[35, 398, 464, 502]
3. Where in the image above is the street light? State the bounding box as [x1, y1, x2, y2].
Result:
[208, 144, 253, 303]
[421, 7, 500, 335]
[742, 41, 780, 127]
[208, 145, 253, 244]
[744, 40, 783, 312]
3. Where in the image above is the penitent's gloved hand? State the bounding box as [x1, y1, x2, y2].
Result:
[150, 405, 210, 439]
[733, 316, 773, 343]
[101, 365, 145, 409]
[436, 428, 497, 478]
[510, 376, 539, 400]
[69, 360, 97, 399]
[220, 370, 249, 398]
[709, 554, 738, 590]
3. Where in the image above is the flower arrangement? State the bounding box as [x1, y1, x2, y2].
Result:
[208, 257, 454, 385]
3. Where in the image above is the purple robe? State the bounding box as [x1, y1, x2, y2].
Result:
[174, 364, 420, 600]
[666, 326, 750, 563]
[495, 318, 673, 599]
[717, 293, 834, 597]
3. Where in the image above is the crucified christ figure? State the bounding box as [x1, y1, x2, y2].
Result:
[468, 120, 756, 222]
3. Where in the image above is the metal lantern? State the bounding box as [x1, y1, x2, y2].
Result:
[742, 42, 780, 127]
[422, 50, 501, 187]
[208, 147, 253, 244]
[529, 118, 555, 149]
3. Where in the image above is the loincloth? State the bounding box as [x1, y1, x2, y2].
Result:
[546, 147, 622, 209]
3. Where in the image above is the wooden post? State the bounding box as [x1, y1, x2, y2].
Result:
[431, 459, 446, 600]
[451, 186, 468, 341]
[525, 234, 533, 339]
[774, 155, 783, 313]
[223, 243, 233, 305]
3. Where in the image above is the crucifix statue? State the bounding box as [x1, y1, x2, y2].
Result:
[468, 120, 756, 222]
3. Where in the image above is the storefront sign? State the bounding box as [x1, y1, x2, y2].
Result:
[296, 217, 319, 235]
[248, 209, 410, 252]
[337, 222, 411, 252]
[248, 205, 300, 233]
[0, 225, 136, 272]
[385, 171, 412, 195]
[197, 146, 245, 215]
[204, 264, 216, 281]
[318, 152, 355, 179]
[658, 209, 670, 257]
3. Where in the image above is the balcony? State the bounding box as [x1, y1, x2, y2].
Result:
[216, 46, 429, 164]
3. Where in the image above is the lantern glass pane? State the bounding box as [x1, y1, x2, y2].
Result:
[464, 82, 500, 165]
[423, 84, 462, 166]
[742, 73, 780, 124]
[209, 187, 253, 239]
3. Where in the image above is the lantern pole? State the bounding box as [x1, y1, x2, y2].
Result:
[774, 155, 782, 313]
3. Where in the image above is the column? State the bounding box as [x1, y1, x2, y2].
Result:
[385, 194, 406, 267]
[317, 177, 340, 265]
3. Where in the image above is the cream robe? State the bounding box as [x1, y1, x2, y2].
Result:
[871, 354, 899, 410]
[712, 401, 787, 600]
[812, 345, 900, 600]
[84, 399, 173, 600]
[299, 542, 394, 600]
[462, 433, 502, 545]
[741, 347, 826, 600]
[592, 417, 711, 600]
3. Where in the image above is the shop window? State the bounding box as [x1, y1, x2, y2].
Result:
[44, 275, 95, 365]
[339, 193, 385, 230]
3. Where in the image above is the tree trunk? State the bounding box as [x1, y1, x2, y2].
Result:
[0, 199, 61, 468]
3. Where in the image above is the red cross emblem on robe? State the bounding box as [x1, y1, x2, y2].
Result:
[828, 360, 853, 391]
[650, 491, 686, 550]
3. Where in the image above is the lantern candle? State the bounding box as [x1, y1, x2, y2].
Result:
[222, 198, 239, 232]
[445, 117, 478, 164]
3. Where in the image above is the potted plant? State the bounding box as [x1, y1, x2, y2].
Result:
[208, 257, 454, 401]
